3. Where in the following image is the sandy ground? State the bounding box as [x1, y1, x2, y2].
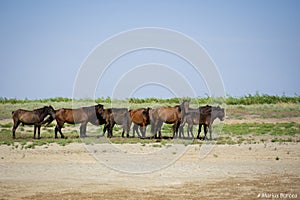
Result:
[0, 142, 299, 200]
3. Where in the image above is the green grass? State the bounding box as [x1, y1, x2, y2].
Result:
[227, 104, 300, 119]
[0, 123, 13, 128]
[221, 122, 300, 136]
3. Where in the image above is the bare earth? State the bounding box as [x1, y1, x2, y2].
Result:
[0, 142, 299, 200]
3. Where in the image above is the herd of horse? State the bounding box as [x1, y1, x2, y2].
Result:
[11, 100, 225, 140]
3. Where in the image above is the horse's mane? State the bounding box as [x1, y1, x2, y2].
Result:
[82, 105, 96, 116]
[34, 106, 48, 114]
[174, 105, 181, 112]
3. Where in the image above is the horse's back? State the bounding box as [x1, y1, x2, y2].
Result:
[56, 108, 86, 124]
[156, 106, 180, 123]
[12, 109, 40, 124]
[130, 108, 149, 125]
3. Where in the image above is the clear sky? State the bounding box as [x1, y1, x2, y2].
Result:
[0, 0, 299, 99]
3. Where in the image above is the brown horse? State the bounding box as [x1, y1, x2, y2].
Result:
[151, 100, 189, 138]
[101, 108, 130, 138]
[179, 105, 212, 138]
[129, 107, 151, 138]
[197, 106, 225, 140]
[12, 106, 56, 139]
[45, 104, 104, 138]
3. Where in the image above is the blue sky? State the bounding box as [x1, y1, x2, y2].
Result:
[0, 0, 299, 99]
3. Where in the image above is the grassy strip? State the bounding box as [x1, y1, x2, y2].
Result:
[0, 122, 299, 148]
[0, 94, 299, 105]
[221, 122, 300, 136]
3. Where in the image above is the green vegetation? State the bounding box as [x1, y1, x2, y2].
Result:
[221, 122, 300, 136]
[225, 93, 299, 105]
[0, 123, 13, 128]
[0, 93, 299, 105]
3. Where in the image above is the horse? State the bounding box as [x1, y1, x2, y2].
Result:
[179, 105, 212, 138]
[197, 106, 225, 140]
[11, 106, 56, 139]
[129, 107, 151, 138]
[44, 104, 104, 138]
[150, 100, 189, 139]
[101, 108, 130, 138]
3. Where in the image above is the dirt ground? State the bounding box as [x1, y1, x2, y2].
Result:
[0, 141, 299, 200]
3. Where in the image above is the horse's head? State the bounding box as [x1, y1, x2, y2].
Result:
[213, 106, 225, 121]
[95, 104, 105, 119]
[180, 100, 190, 114]
[142, 107, 152, 124]
[46, 105, 56, 119]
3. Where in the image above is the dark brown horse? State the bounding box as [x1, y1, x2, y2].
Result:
[179, 105, 212, 138]
[12, 106, 56, 139]
[197, 106, 225, 140]
[45, 104, 104, 138]
[129, 107, 151, 138]
[101, 108, 130, 138]
[151, 100, 189, 138]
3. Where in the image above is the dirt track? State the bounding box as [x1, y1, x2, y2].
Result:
[0, 142, 299, 199]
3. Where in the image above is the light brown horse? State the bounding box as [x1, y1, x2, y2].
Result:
[45, 104, 104, 138]
[151, 100, 189, 138]
[197, 106, 225, 140]
[129, 107, 151, 138]
[12, 106, 56, 139]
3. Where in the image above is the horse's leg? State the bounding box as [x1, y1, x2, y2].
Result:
[34, 125, 37, 139]
[204, 125, 208, 140]
[179, 126, 183, 138]
[108, 122, 114, 138]
[126, 124, 130, 138]
[156, 121, 163, 139]
[209, 125, 212, 140]
[12, 120, 20, 139]
[141, 125, 146, 138]
[80, 123, 87, 138]
[55, 123, 65, 139]
[121, 126, 125, 138]
[132, 124, 138, 138]
[108, 126, 112, 138]
[106, 123, 111, 138]
[173, 122, 180, 139]
[37, 125, 41, 139]
[102, 124, 107, 136]
[189, 124, 194, 139]
[172, 123, 176, 138]
[197, 124, 202, 139]
[55, 125, 59, 138]
[132, 124, 135, 138]
[186, 126, 189, 138]
[126, 118, 130, 138]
